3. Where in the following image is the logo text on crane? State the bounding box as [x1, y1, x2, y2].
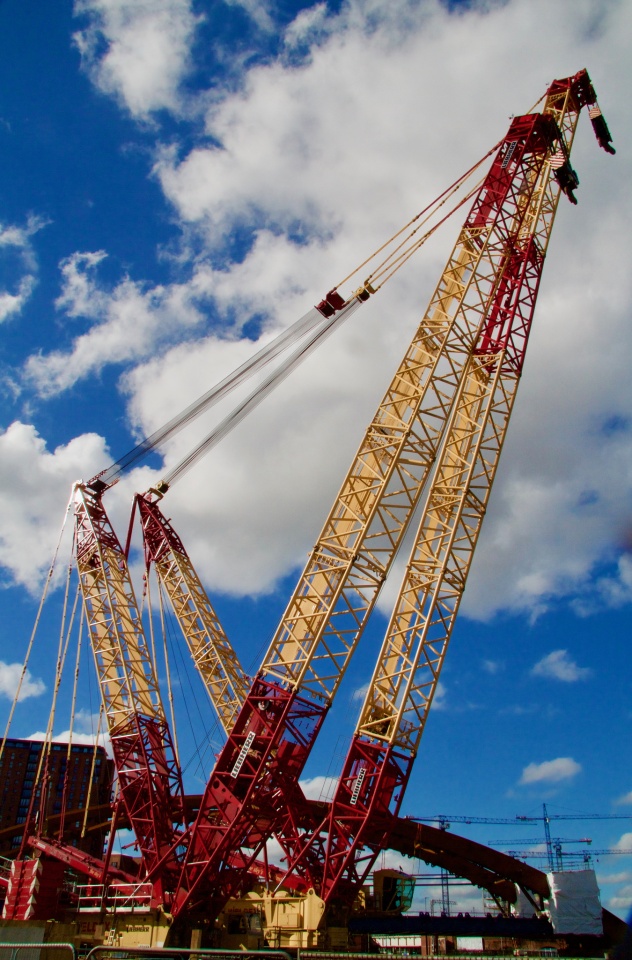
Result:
[349, 766, 367, 806]
[231, 731, 256, 778]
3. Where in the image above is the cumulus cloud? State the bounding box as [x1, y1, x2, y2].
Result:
[0, 215, 46, 323]
[0, 661, 46, 701]
[615, 790, 632, 806]
[0, 422, 109, 591]
[531, 649, 592, 683]
[300, 774, 338, 801]
[73, 0, 201, 118]
[145, 0, 632, 623]
[613, 832, 632, 852]
[519, 757, 582, 785]
[9, 0, 632, 627]
[24, 252, 208, 397]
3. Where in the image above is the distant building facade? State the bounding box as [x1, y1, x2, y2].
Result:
[0, 738, 114, 860]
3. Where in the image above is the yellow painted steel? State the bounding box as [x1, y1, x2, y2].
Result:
[74, 484, 165, 734]
[261, 212, 529, 705]
[151, 541, 250, 735]
[352, 83, 585, 759]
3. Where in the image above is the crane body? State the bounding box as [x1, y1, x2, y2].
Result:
[3, 68, 616, 947]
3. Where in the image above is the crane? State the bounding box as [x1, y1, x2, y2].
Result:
[14, 149, 476, 915]
[169, 69, 615, 922]
[5, 69, 614, 939]
[270, 76, 588, 907]
[515, 803, 632, 871]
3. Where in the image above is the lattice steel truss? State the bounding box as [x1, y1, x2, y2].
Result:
[73, 483, 186, 903]
[271, 70, 603, 908]
[137, 493, 250, 736]
[167, 69, 610, 920]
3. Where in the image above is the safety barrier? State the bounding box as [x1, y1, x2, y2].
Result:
[0, 944, 75, 960]
[74, 882, 153, 913]
[85, 948, 292, 960]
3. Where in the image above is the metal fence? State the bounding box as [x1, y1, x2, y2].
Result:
[0, 944, 75, 960]
[85, 948, 293, 960]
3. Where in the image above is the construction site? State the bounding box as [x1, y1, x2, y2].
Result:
[0, 68, 627, 959]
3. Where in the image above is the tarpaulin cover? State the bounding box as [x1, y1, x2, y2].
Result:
[546, 869, 603, 935]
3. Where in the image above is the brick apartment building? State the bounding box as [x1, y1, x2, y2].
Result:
[0, 738, 114, 860]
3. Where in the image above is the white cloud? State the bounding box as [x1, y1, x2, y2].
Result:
[615, 791, 632, 806]
[300, 774, 338, 801]
[431, 682, 447, 711]
[224, 0, 275, 33]
[598, 870, 632, 885]
[0, 215, 46, 323]
[27, 729, 112, 754]
[531, 649, 592, 683]
[519, 757, 582, 785]
[0, 661, 46, 701]
[613, 832, 632, 852]
[482, 660, 503, 675]
[24, 252, 208, 397]
[73, 0, 201, 118]
[0, 422, 109, 591]
[10, 0, 632, 627]
[146, 0, 632, 622]
[352, 682, 370, 701]
[607, 885, 632, 914]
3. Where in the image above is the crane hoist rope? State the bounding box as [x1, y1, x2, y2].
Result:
[88, 141, 503, 497]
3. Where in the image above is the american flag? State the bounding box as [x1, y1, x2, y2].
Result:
[549, 149, 566, 169]
[588, 104, 602, 119]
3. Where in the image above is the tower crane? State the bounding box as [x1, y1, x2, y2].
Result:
[169, 69, 614, 922]
[515, 803, 632, 872]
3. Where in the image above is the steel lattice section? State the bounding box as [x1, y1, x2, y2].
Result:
[272, 75, 590, 909]
[169, 93, 570, 923]
[137, 494, 250, 736]
[73, 484, 186, 905]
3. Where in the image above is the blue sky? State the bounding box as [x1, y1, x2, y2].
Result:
[0, 0, 631, 921]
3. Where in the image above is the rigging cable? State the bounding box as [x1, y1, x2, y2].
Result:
[59, 592, 85, 840]
[91, 143, 504, 494]
[0, 490, 75, 768]
[160, 297, 362, 489]
[156, 574, 181, 768]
